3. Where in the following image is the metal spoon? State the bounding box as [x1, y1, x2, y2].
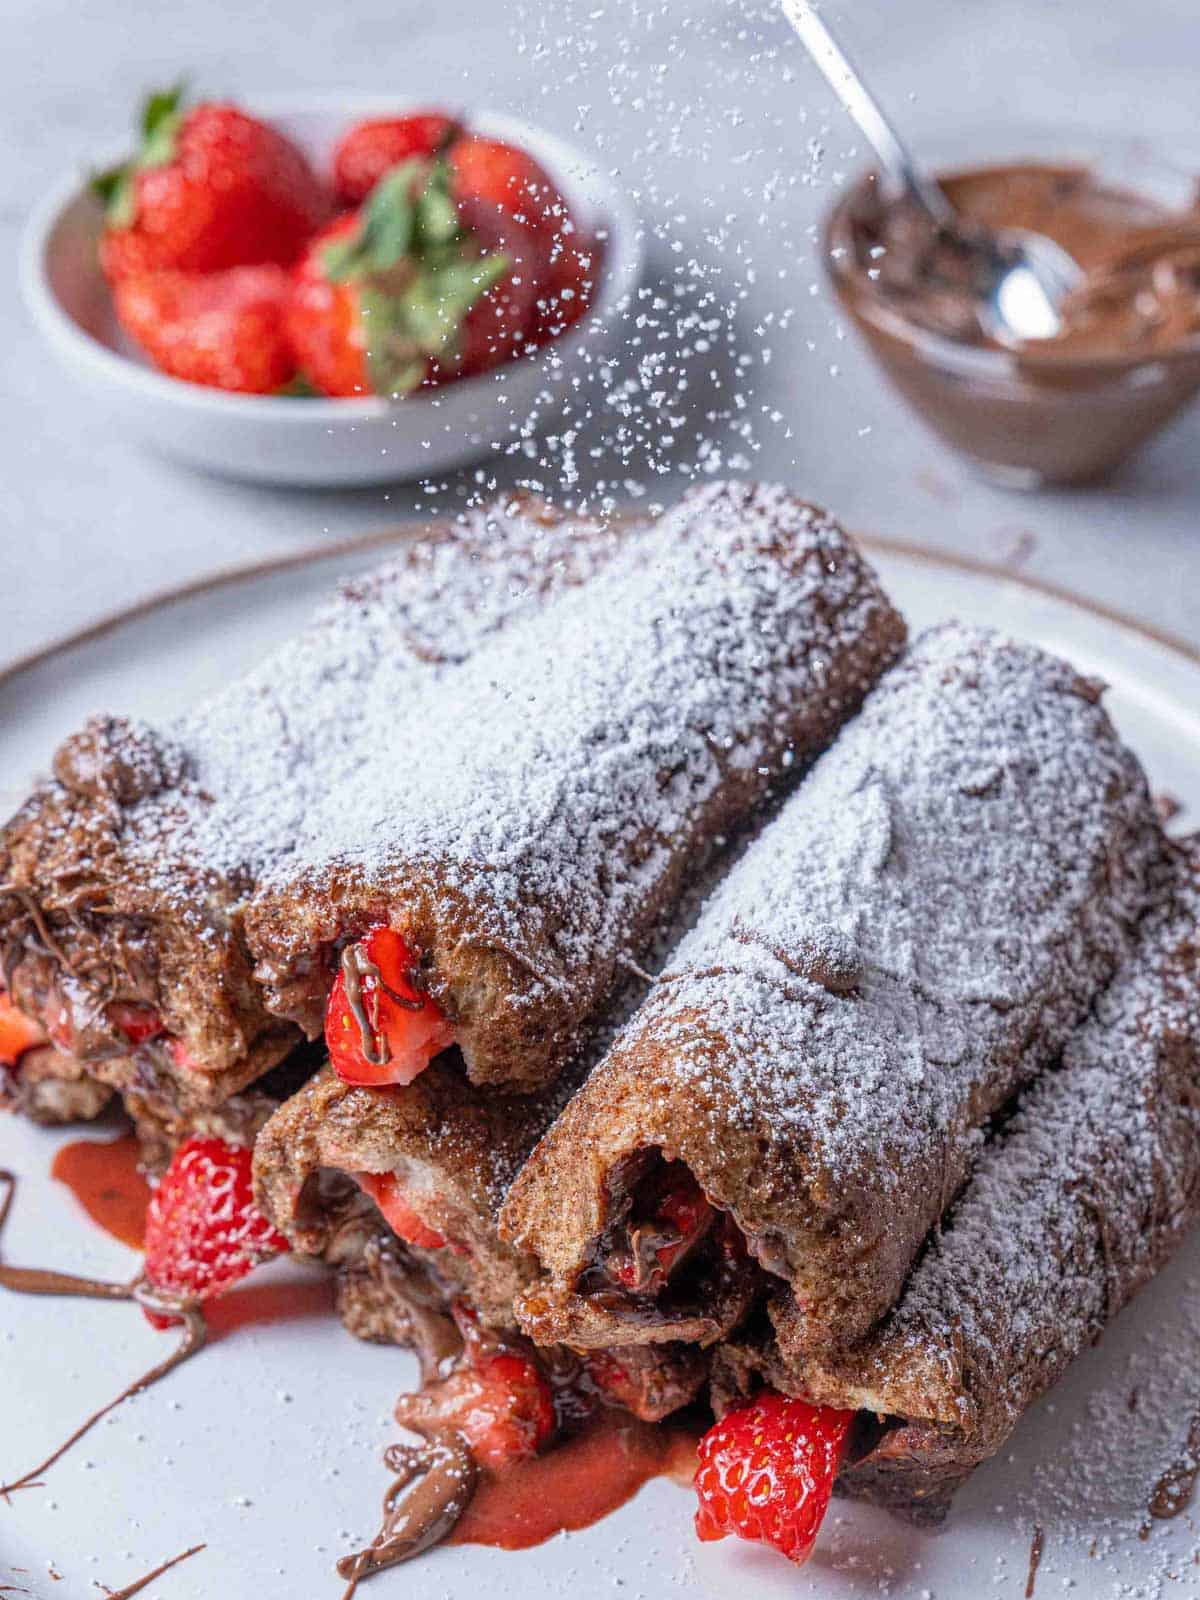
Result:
[781, 0, 1082, 341]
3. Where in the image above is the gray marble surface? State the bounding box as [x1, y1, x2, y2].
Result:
[4, 0, 1197, 667]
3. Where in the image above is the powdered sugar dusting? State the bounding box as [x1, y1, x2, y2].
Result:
[645, 624, 1157, 1178]
[112, 498, 625, 904]
[231, 482, 899, 1005]
[867, 838, 1200, 1444]
[514, 623, 1164, 1349]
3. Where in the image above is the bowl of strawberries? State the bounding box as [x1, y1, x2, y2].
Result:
[21, 88, 641, 486]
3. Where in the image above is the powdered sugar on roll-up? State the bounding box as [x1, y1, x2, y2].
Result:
[241, 481, 905, 1089]
[0, 496, 629, 1101]
[745, 836, 1200, 1523]
[502, 623, 1163, 1355]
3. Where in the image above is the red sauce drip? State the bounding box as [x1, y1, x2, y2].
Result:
[203, 1273, 336, 1339]
[449, 1415, 698, 1551]
[50, 1134, 150, 1249]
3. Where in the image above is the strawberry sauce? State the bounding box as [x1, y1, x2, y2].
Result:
[450, 1415, 698, 1551]
[51, 1132, 150, 1249]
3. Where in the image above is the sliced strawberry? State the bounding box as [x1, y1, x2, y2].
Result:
[325, 925, 455, 1086]
[395, 1316, 555, 1474]
[41, 990, 75, 1055]
[0, 991, 46, 1067]
[106, 1001, 165, 1047]
[332, 111, 458, 205]
[168, 1037, 201, 1074]
[694, 1391, 853, 1565]
[354, 1170, 450, 1252]
[141, 1137, 289, 1328]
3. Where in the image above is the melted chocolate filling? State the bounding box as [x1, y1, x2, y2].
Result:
[339, 942, 424, 1068]
[578, 1152, 760, 1340]
[338, 1434, 478, 1595]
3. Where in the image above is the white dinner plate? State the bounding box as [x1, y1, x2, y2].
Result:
[1, 531, 1198, 1600]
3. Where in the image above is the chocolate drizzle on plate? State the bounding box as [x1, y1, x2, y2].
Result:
[1148, 1411, 1200, 1523]
[100, 1543, 206, 1599]
[0, 1170, 207, 1496]
[1024, 1523, 1044, 1598]
[337, 1434, 478, 1595]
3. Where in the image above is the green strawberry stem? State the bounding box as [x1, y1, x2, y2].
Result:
[91, 81, 186, 229]
[323, 158, 510, 397]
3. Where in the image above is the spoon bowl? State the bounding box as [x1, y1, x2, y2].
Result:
[985, 229, 1084, 342]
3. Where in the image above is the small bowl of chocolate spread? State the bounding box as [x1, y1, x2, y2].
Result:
[824, 133, 1200, 486]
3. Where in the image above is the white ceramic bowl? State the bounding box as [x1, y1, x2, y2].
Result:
[20, 95, 643, 487]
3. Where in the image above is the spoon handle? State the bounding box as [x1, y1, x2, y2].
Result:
[780, 0, 953, 224]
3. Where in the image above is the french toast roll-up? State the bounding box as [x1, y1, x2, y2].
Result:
[501, 623, 1163, 1356]
[243, 481, 906, 1093]
[712, 835, 1200, 1525]
[0, 497, 623, 1123]
[252, 1059, 710, 1423]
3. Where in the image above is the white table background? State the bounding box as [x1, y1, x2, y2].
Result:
[3, 0, 1198, 667]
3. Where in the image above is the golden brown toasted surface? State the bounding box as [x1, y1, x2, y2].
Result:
[253, 1060, 573, 1327]
[0, 497, 616, 1102]
[714, 837, 1200, 1521]
[243, 482, 906, 1089]
[503, 625, 1163, 1356]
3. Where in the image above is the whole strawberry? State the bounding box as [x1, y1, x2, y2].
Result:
[95, 85, 329, 280]
[333, 110, 458, 206]
[533, 228, 602, 343]
[448, 134, 567, 240]
[287, 158, 542, 397]
[142, 1136, 289, 1327]
[694, 1391, 853, 1565]
[113, 265, 296, 393]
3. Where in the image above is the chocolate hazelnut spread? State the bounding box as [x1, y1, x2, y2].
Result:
[338, 1435, 478, 1594]
[839, 163, 1200, 356]
[826, 160, 1200, 483]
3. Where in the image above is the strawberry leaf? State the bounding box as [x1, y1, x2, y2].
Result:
[325, 156, 513, 397]
[402, 254, 511, 354]
[413, 171, 461, 251]
[141, 82, 185, 142]
[361, 253, 510, 396]
[90, 163, 128, 209]
[324, 161, 425, 280]
[96, 82, 187, 230]
[360, 284, 430, 397]
[276, 372, 320, 397]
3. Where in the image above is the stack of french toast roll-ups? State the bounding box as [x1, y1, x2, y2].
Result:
[2, 481, 1197, 1562]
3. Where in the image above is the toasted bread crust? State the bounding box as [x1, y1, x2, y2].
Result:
[253, 1061, 557, 1326]
[713, 838, 1200, 1519]
[503, 626, 1162, 1356]
[245, 484, 905, 1088]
